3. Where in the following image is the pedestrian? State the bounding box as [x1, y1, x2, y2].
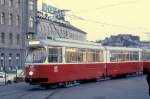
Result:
[146, 69, 150, 95]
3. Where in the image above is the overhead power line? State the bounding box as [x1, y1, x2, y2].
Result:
[71, 0, 140, 14]
[66, 13, 146, 30]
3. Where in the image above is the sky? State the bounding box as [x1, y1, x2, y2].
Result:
[38, 0, 150, 41]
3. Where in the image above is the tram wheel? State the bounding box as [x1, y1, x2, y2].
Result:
[62, 81, 80, 88]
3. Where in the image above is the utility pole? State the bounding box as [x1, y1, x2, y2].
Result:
[4, 67, 6, 85]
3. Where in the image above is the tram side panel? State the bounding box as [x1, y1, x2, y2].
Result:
[105, 47, 143, 77]
[143, 62, 150, 72]
[142, 51, 150, 72]
[106, 62, 143, 77]
[25, 63, 106, 85]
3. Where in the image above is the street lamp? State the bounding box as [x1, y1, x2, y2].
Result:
[4, 66, 6, 85]
[1, 54, 6, 85]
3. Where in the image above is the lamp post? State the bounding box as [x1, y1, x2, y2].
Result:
[3, 55, 6, 85]
[4, 66, 6, 85]
[15, 66, 18, 83]
[15, 55, 20, 83]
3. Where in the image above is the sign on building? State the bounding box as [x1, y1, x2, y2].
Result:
[38, 0, 65, 20]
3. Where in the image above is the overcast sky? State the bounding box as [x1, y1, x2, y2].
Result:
[38, 0, 150, 41]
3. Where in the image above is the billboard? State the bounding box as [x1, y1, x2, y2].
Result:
[38, 0, 65, 19]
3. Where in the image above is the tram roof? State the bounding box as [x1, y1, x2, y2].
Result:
[141, 48, 150, 52]
[28, 38, 104, 49]
[105, 46, 142, 51]
[28, 38, 143, 51]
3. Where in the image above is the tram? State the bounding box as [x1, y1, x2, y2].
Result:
[25, 38, 144, 87]
[105, 46, 143, 77]
[142, 49, 150, 73]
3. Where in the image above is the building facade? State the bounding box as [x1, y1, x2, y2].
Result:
[0, 0, 87, 71]
[36, 2, 87, 41]
[0, 0, 37, 71]
[37, 16, 87, 41]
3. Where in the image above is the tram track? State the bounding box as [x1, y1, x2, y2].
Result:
[0, 83, 62, 99]
[0, 90, 21, 97]
[0, 89, 34, 99]
[15, 89, 61, 99]
[44, 90, 60, 99]
[15, 92, 30, 99]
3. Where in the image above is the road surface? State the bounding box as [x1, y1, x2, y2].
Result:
[0, 75, 149, 99]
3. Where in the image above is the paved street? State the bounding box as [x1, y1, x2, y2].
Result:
[0, 75, 149, 99]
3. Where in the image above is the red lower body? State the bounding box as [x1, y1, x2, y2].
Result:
[25, 63, 106, 84]
[106, 62, 143, 77]
[25, 62, 143, 85]
[143, 62, 150, 72]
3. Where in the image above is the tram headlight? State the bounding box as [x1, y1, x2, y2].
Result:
[29, 71, 34, 76]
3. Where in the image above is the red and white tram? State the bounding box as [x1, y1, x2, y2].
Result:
[25, 38, 145, 87]
[105, 47, 143, 77]
[142, 49, 150, 73]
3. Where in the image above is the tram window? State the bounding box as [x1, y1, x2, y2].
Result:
[142, 52, 150, 61]
[110, 51, 120, 62]
[26, 48, 47, 63]
[110, 51, 139, 62]
[65, 48, 78, 63]
[65, 48, 104, 63]
[142, 52, 145, 61]
[86, 49, 95, 62]
[48, 47, 62, 63]
[77, 48, 84, 63]
[129, 52, 139, 61]
[146, 53, 150, 60]
[121, 52, 130, 61]
[147, 53, 150, 60]
[95, 50, 104, 62]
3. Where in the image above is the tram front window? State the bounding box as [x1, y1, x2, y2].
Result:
[26, 48, 47, 63]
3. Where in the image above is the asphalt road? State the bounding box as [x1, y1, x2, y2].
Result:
[0, 75, 149, 99]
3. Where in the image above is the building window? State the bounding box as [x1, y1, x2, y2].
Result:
[0, 0, 5, 5]
[16, 34, 20, 45]
[1, 32, 5, 43]
[0, 53, 5, 70]
[0, 12, 5, 24]
[29, 17, 34, 28]
[8, 0, 13, 7]
[29, 0, 34, 10]
[9, 14, 13, 25]
[16, 0, 20, 8]
[16, 15, 20, 26]
[8, 54, 13, 71]
[9, 33, 13, 44]
[16, 54, 20, 69]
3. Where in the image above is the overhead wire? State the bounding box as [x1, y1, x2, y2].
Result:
[65, 0, 147, 30]
[62, 0, 148, 32]
[66, 13, 147, 31]
[71, 0, 140, 14]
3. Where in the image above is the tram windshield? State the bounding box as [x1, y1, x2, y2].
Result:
[26, 47, 47, 63]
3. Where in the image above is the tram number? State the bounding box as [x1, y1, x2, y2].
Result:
[54, 66, 59, 73]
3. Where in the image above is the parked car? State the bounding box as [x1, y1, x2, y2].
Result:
[0, 72, 12, 85]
